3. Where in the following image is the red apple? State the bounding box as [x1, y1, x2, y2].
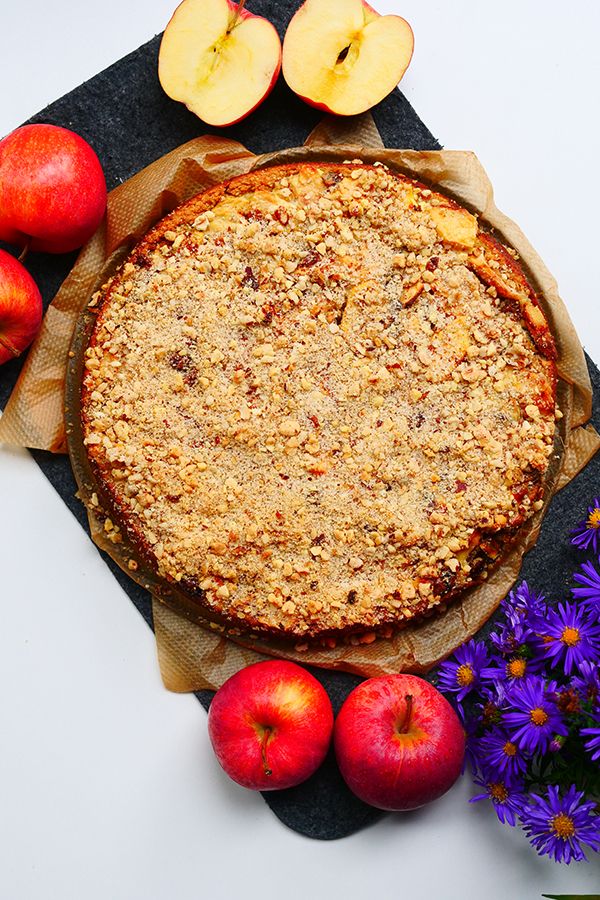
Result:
[0, 124, 107, 254]
[0, 249, 43, 365]
[207, 660, 333, 790]
[282, 0, 414, 116]
[334, 674, 464, 811]
[158, 0, 282, 127]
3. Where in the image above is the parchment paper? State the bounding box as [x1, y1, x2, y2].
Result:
[1, 113, 597, 692]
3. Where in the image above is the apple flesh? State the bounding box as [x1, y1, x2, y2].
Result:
[159, 0, 282, 127]
[334, 674, 464, 811]
[0, 124, 106, 254]
[0, 249, 43, 365]
[207, 660, 333, 791]
[282, 0, 414, 116]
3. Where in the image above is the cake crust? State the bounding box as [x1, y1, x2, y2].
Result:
[80, 161, 558, 643]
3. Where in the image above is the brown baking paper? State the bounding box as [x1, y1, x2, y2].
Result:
[1, 113, 598, 692]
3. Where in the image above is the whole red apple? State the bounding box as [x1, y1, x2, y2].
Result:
[0, 124, 106, 254]
[0, 249, 43, 365]
[334, 674, 464, 811]
[207, 660, 333, 791]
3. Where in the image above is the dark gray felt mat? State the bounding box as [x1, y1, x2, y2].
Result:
[1, 0, 598, 840]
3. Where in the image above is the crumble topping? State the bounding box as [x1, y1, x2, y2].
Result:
[81, 163, 557, 640]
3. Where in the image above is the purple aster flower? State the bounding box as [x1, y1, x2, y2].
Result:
[475, 683, 507, 728]
[523, 785, 600, 863]
[509, 581, 547, 614]
[503, 676, 568, 753]
[487, 651, 546, 682]
[572, 660, 600, 705]
[490, 614, 533, 656]
[476, 727, 528, 777]
[470, 769, 527, 826]
[581, 703, 600, 761]
[572, 560, 600, 613]
[437, 640, 496, 705]
[536, 602, 600, 674]
[571, 497, 600, 554]
[491, 582, 547, 655]
[581, 724, 600, 761]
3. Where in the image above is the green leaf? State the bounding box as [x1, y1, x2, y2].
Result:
[542, 894, 600, 899]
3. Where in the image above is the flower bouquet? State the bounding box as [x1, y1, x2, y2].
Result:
[437, 498, 600, 864]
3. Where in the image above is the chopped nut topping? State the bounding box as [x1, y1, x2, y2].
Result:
[82, 162, 557, 642]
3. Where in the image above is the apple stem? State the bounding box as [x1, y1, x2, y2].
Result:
[260, 726, 273, 777]
[229, 0, 246, 31]
[398, 694, 414, 734]
[0, 334, 21, 358]
[18, 239, 31, 264]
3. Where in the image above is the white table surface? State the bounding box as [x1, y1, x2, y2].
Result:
[2, 2, 600, 897]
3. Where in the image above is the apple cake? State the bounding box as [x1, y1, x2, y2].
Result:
[80, 161, 558, 644]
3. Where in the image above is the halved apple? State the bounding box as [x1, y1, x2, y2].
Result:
[282, 0, 414, 116]
[158, 0, 282, 127]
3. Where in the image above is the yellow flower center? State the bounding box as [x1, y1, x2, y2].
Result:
[587, 508, 600, 529]
[507, 658, 527, 678]
[503, 741, 517, 757]
[561, 626, 580, 647]
[551, 812, 576, 840]
[530, 707, 549, 726]
[456, 664, 475, 687]
[489, 783, 509, 803]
